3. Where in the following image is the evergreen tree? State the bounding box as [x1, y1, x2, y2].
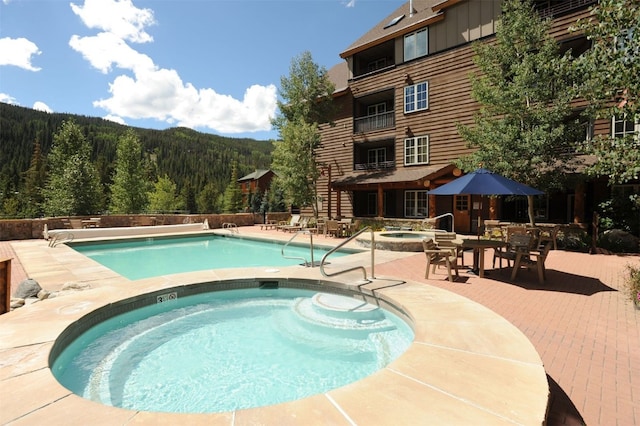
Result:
[271, 51, 335, 218]
[456, 0, 578, 224]
[267, 177, 287, 212]
[572, 0, 640, 184]
[109, 130, 149, 214]
[148, 175, 182, 213]
[180, 180, 197, 214]
[20, 140, 46, 217]
[44, 120, 101, 216]
[222, 163, 243, 213]
[196, 182, 220, 214]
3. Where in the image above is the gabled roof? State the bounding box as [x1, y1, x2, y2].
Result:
[340, 0, 448, 59]
[237, 169, 273, 182]
[326, 62, 350, 95]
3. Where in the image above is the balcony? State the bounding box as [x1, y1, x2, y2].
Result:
[536, 0, 596, 18]
[354, 160, 396, 171]
[354, 111, 395, 133]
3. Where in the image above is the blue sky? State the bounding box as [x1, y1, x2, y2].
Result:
[0, 0, 405, 140]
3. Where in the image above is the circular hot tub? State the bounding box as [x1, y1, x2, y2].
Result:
[356, 231, 441, 251]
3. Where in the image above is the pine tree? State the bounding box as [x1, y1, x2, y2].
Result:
[222, 163, 243, 213]
[109, 130, 149, 214]
[44, 120, 102, 216]
[20, 140, 46, 217]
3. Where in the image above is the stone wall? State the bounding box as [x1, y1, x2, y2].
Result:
[0, 213, 261, 241]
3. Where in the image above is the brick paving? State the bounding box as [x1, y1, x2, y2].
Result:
[2, 231, 638, 425]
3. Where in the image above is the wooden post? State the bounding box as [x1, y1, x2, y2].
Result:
[574, 182, 586, 223]
[0, 258, 11, 315]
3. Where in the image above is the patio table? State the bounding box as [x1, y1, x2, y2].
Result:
[461, 238, 507, 278]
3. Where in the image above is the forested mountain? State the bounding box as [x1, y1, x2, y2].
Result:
[0, 102, 274, 215]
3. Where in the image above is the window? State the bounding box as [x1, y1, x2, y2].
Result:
[404, 82, 429, 113]
[612, 115, 639, 138]
[404, 136, 429, 165]
[367, 103, 386, 116]
[404, 28, 428, 61]
[367, 193, 377, 216]
[405, 190, 428, 218]
[368, 147, 386, 166]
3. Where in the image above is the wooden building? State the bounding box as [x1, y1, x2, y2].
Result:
[314, 0, 616, 233]
[237, 169, 276, 208]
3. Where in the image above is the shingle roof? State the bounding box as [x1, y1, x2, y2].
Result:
[326, 62, 349, 95]
[332, 164, 453, 187]
[340, 0, 446, 59]
[238, 169, 272, 182]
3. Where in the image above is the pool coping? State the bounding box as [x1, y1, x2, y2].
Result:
[1, 230, 549, 425]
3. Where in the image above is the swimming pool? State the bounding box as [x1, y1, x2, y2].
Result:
[70, 234, 354, 280]
[51, 286, 414, 413]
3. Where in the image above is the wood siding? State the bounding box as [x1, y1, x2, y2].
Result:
[318, 0, 603, 219]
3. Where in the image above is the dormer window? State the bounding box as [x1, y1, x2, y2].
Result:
[404, 28, 428, 61]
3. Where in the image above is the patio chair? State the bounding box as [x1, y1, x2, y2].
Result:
[282, 216, 309, 232]
[325, 220, 341, 237]
[538, 224, 560, 250]
[423, 238, 459, 282]
[511, 239, 553, 284]
[434, 232, 465, 266]
[276, 215, 300, 232]
[493, 233, 533, 270]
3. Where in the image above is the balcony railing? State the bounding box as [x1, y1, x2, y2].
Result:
[537, 0, 595, 18]
[354, 160, 396, 170]
[354, 111, 395, 133]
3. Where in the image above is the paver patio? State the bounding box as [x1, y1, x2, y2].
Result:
[1, 226, 638, 425]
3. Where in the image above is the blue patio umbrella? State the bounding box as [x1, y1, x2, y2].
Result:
[428, 168, 543, 196]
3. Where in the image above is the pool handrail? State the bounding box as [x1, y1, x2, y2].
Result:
[320, 227, 374, 283]
[282, 230, 315, 267]
[48, 231, 74, 248]
[422, 212, 455, 233]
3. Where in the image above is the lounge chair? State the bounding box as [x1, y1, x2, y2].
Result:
[276, 215, 300, 232]
[282, 216, 309, 232]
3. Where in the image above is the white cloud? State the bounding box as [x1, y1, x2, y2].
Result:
[0, 37, 41, 71]
[0, 93, 19, 104]
[33, 101, 52, 112]
[70, 0, 277, 134]
[345, 0, 356, 8]
[94, 68, 277, 133]
[70, 0, 155, 43]
[103, 114, 126, 125]
[69, 32, 155, 74]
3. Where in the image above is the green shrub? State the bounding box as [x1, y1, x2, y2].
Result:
[624, 263, 640, 307]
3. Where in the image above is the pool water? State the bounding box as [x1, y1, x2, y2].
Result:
[51, 288, 413, 413]
[70, 235, 350, 280]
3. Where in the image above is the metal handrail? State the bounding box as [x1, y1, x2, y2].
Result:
[49, 231, 74, 248]
[281, 230, 315, 267]
[320, 227, 374, 283]
[422, 212, 455, 232]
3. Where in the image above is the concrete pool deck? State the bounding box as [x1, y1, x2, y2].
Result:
[1, 226, 638, 425]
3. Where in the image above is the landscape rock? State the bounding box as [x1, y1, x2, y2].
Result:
[13, 278, 42, 299]
[10, 298, 25, 309]
[61, 282, 92, 291]
[37, 289, 51, 300]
